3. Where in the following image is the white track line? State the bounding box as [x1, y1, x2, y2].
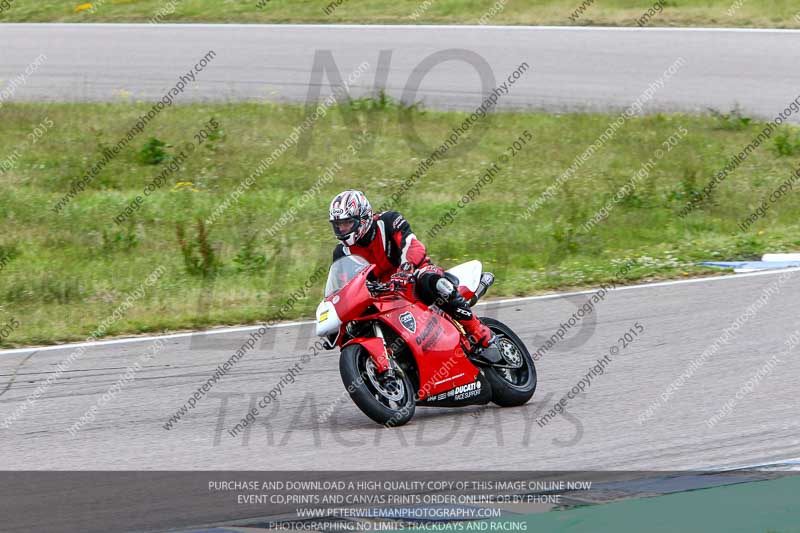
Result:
[5, 23, 800, 33]
[0, 321, 312, 356]
[1, 266, 798, 356]
[490, 266, 800, 305]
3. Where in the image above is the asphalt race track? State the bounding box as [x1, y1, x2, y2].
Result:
[2, 269, 799, 471]
[3, 21, 800, 532]
[2, 24, 800, 119]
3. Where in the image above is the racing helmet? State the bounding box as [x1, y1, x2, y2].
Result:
[329, 190, 373, 246]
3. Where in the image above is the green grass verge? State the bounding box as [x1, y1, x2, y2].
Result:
[2, 0, 800, 28]
[1, 99, 800, 346]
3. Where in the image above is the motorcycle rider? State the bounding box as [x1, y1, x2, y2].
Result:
[328, 189, 496, 353]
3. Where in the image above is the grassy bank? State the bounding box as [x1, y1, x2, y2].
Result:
[2, 0, 800, 28]
[1, 100, 799, 346]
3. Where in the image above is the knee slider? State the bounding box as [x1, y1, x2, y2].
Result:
[444, 272, 460, 287]
[435, 277, 456, 300]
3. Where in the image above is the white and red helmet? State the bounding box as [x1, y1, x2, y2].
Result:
[329, 190, 373, 246]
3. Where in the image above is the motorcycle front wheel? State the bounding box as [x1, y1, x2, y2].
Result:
[339, 343, 416, 427]
[479, 317, 537, 407]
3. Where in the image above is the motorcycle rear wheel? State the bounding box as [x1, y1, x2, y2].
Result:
[339, 343, 416, 427]
[479, 317, 537, 407]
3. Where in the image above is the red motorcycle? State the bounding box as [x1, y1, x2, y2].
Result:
[315, 256, 537, 427]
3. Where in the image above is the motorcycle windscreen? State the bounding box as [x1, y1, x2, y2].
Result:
[325, 255, 370, 297]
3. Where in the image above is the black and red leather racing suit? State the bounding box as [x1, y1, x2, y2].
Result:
[332, 211, 493, 348]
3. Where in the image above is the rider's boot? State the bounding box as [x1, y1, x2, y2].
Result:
[457, 312, 496, 350]
[449, 294, 500, 361]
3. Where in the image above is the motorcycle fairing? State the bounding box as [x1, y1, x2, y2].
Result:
[327, 264, 375, 323]
[377, 300, 478, 400]
[342, 337, 390, 373]
[446, 260, 482, 301]
[417, 370, 493, 407]
[316, 300, 341, 337]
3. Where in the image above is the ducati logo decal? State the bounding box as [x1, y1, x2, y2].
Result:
[415, 316, 442, 349]
[399, 312, 416, 333]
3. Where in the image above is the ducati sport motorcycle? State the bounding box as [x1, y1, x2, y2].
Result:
[315, 255, 537, 426]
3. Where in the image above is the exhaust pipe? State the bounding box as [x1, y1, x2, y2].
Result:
[469, 272, 495, 306]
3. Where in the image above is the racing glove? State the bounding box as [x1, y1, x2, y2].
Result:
[398, 262, 415, 273]
[389, 265, 415, 290]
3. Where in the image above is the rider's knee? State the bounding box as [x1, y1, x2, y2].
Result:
[434, 273, 460, 304]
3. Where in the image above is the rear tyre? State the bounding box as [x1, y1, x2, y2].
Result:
[479, 317, 537, 407]
[339, 343, 416, 427]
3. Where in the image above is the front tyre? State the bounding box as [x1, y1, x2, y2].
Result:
[480, 317, 537, 407]
[339, 344, 415, 427]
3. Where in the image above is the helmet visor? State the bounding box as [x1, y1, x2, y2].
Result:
[331, 218, 358, 239]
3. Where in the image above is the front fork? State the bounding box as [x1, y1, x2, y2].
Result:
[373, 322, 393, 374]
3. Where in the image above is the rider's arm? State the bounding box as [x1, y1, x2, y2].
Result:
[382, 212, 428, 269]
[332, 243, 346, 263]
